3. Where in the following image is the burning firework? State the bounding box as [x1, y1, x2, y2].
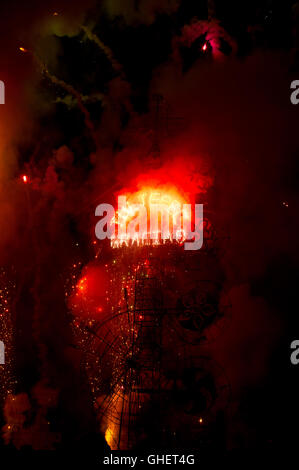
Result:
[66, 176, 229, 449]
[95, 186, 204, 250]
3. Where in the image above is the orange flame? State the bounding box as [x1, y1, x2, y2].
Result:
[111, 186, 191, 248]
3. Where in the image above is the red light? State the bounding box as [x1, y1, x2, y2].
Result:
[77, 276, 88, 294]
[202, 43, 207, 51]
[22, 175, 28, 183]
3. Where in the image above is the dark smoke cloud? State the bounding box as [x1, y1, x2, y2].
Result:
[103, 0, 180, 24]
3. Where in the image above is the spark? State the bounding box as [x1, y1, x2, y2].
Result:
[19, 47, 27, 53]
[0, 268, 16, 401]
[77, 277, 87, 294]
[202, 43, 208, 52]
[21, 175, 28, 184]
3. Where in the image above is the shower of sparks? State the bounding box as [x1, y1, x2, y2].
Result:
[0, 268, 17, 401]
[65, 246, 158, 448]
[65, 233, 222, 449]
[64, 176, 215, 449]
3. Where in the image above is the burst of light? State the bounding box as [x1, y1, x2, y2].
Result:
[111, 187, 190, 248]
[199, 417, 203, 424]
[19, 47, 27, 53]
[202, 43, 208, 52]
[21, 175, 28, 183]
[105, 428, 113, 446]
[53, 12, 59, 16]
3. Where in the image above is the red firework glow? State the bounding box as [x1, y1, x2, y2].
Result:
[106, 160, 211, 248]
[110, 185, 191, 248]
[68, 265, 108, 319]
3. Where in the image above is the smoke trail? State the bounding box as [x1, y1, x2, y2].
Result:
[36, 56, 96, 136]
[81, 25, 123, 75]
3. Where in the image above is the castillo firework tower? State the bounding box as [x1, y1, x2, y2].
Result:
[67, 175, 231, 450]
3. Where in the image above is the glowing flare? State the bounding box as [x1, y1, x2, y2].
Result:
[111, 187, 190, 247]
[105, 427, 114, 448]
[77, 277, 87, 294]
[19, 47, 27, 53]
[21, 175, 28, 183]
